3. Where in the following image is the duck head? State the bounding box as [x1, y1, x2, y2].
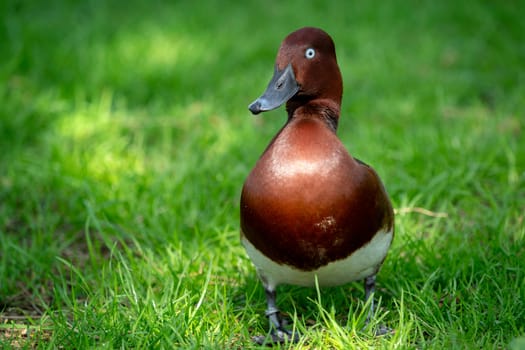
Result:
[248, 27, 343, 118]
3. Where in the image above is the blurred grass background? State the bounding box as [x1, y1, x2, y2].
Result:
[1, 0, 524, 348]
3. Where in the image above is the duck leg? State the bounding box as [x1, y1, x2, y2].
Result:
[364, 274, 390, 335]
[252, 287, 300, 345]
[364, 274, 376, 324]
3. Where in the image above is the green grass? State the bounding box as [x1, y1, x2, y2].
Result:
[1, 0, 524, 348]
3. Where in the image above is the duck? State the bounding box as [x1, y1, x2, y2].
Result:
[240, 27, 394, 345]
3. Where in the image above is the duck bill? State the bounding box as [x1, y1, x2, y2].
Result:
[248, 63, 300, 115]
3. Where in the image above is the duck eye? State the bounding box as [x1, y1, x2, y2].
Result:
[305, 48, 316, 59]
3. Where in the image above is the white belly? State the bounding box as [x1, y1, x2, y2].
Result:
[242, 228, 393, 290]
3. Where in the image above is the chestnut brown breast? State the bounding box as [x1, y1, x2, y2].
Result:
[240, 116, 393, 271]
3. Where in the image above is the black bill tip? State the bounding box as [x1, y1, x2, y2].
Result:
[248, 100, 262, 115]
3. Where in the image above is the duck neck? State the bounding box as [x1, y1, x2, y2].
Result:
[286, 99, 340, 132]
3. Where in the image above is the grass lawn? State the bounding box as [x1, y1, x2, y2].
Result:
[1, 0, 524, 348]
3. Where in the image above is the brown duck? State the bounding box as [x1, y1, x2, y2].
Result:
[240, 27, 394, 344]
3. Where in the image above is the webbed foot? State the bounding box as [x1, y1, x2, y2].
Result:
[253, 328, 300, 345]
[374, 324, 393, 336]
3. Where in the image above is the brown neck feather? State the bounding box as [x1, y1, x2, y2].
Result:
[287, 99, 340, 132]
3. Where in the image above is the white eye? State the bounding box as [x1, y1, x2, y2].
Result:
[305, 48, 316, 59]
